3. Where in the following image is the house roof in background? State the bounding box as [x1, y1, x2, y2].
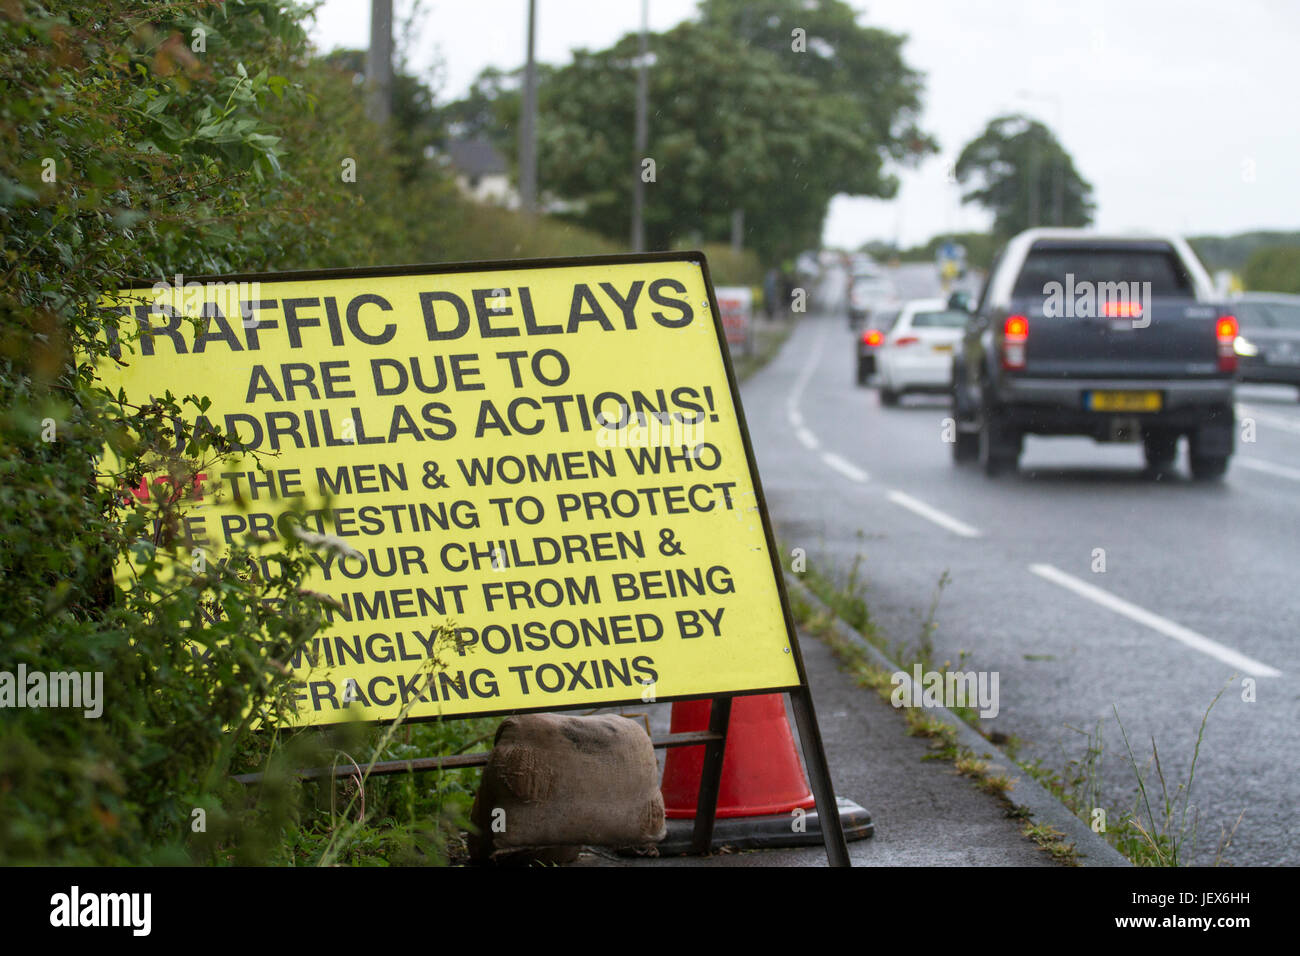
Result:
[444, 137, 507, 177]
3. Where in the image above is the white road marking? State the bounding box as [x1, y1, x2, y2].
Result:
[1237, 403, 1300, 435]
[1237, 456, 1300, 482]
[886, 490, 982, 538]
[1028, 563, 1282, 678]
[782, 315, 975, 534]
[822, 452, 869, 482]
[789, 323, 829, 408]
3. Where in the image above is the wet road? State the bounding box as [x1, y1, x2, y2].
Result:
[741, 264, 1300, 865]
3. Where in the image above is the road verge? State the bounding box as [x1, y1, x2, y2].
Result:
[784, 574, 1131, 867]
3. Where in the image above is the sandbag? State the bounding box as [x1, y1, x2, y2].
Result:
[469, 713, 666, 863]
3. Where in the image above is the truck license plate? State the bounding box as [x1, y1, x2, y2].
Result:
[1087, 390, 1162, 412]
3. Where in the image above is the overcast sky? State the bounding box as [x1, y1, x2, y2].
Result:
[307, 1, 1300, 249]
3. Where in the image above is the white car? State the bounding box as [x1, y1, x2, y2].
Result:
[875, 298, 969, 406]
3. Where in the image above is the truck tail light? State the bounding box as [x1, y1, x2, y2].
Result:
[1002, 314, 1028, 370]
[862, 329, 883, 347]
[1102, 301, 1143, 319]
[1217, 315, 1238, 372]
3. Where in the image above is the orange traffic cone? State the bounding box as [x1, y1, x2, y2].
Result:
[656, 694, 873, 853]
[661, 694, 817, 818]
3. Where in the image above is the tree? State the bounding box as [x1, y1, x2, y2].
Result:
[446, 7, 935, 263]
[955, 114, 1095, 238]
[438, 66, 523, 145]
[537, 23, 872, 261]
[1189, 231, 1300, 273]
[318, 49, 442, 183]
[699, 0, 937, 170]
[1242, 246, 1300, 294]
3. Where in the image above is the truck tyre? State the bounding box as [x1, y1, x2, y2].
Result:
[979, 405, 1019, 477]
[856, 355, 870, 386]
[1190, 455, 1229, 481]
[1189, 422, 1233, 481]
[950, 374, 978, 463]
[1143, 432, 1179, 472]
[953, 428, 979, 463]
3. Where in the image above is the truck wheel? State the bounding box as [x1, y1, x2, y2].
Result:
[952, 429, 979, 463]
[950, 378, 978, 463]
[1190, 455, 1229, 481]
[1143, 432, 1178, 472]
[1189, 422, 1233, 481]
[979, 406, 1019, 477]
[856, 356, 870, 386]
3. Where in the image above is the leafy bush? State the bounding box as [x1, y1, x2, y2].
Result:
[0, 0, 641, 866]
[690, 242, 762, 288]
[0, 0, 364, 865]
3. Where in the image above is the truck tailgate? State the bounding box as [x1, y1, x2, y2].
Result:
[1011, 298, 1223, 379]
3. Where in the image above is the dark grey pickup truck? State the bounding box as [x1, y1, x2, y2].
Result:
[950, 229, 1237, 479]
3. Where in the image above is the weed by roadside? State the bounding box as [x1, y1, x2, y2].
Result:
[786, 555, 1079, 863]
[785, 544, 1240, 867]
[732, 319, 799, 383]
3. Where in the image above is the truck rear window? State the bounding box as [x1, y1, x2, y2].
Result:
[1012, 244, 1194, 298]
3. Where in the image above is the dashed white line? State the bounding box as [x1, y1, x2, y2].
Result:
[785, 320, 980, 536]
[822, 452, 869, 483]
[1236, 456, 1300, 482]
[788, 323, 828, 410]
[1028, 563, 1282, 678]
[885, 490, 982, 538]
[777, 321, 1286, 672]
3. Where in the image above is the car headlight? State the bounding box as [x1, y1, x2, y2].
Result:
[1234, 335, 1259, 357]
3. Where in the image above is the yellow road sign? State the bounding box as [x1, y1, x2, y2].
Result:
[99, 254, 802, 725]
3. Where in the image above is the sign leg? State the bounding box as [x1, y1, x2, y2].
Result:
[689, 695, 732, 855]
[789, 688, 851, 867]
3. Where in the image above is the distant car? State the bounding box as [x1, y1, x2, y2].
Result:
[849, 252, 878, 275]
[1231, 293, 1300, 398]
[875, 299, 968, 406]
[847, 272, 897, 328]
[855, 308, 899, 385]
[796, 250, 821, 277]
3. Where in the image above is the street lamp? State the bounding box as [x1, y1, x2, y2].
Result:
[1016, 90, 1064, 226]
[519, 0, 538, 214]
[631, 0, 649, 252]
